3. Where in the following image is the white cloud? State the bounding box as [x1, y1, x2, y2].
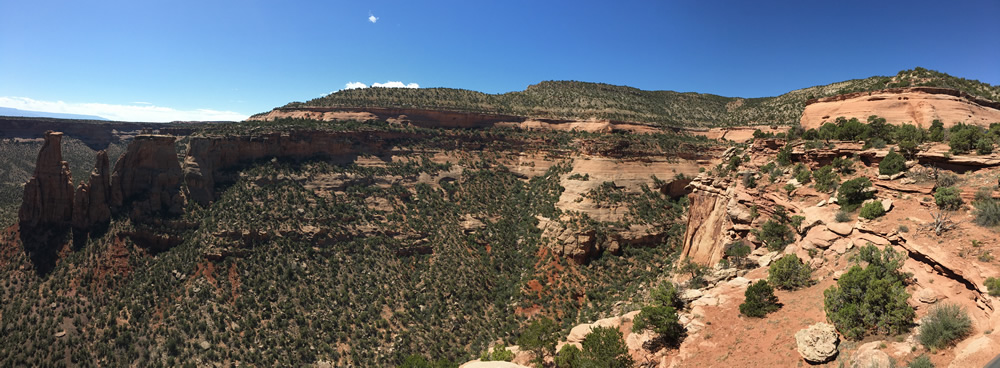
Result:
[368, 11, 378, 23]
[0, 96, 249, 122]
[344, 82, 368, 90]
[372, 81, 419, 88]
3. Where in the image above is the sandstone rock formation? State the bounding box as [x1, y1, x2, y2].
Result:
[111, 135, 185, 215]
[18, 131, 75, 229]
[801, 87, 1000, 130]
[679, 175, 734, 265]
[794, 322, 839, 363]
[72, 150, 111, 231]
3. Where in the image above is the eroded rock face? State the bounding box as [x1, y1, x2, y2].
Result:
[19, 131, 74, 229]
[111, 135, 185, 216]
[794, 322, 839, 363]
[680, 181, 732, 265]
[72, 150, 111, 230]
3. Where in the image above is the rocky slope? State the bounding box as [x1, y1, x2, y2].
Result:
[801, 87, 1000, 130]
[525, 138, 1000, 368]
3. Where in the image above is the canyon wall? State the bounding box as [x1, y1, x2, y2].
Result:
[183, 130, 423, 205]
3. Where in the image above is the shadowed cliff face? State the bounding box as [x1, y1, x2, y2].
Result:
[72, 150, 111, 232]
[110, 135, 185, 216]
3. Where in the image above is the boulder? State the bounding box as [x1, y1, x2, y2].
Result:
[19, 131, 75, 229]
[831, 238, 853, 255]
[726, 276, 752, 288]
[757, 251, 778, 267]
[803, 227, 840, 249]
[917, 288, 939, 304]
[827, 222, 853, 236]
[794, 322, 839, 363]
[832, 270, 844, 280]
[851, 341, 891, 368]
[726, 197, 753, 224]
[680, 289, 704, 303]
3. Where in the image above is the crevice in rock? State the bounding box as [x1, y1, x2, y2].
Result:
[894, 240, 993, 311]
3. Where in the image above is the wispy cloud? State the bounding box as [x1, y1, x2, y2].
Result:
[368, 11, 378, 23]
[0, 96, 249, 122]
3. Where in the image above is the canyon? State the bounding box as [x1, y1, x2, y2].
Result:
[4, 75, 1000, 367]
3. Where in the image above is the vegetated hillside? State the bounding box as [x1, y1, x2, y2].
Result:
[0, 118, 718, 367]
[271, 68, 1000, 128]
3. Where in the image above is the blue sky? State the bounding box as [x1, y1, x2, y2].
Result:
[1, 0, 998, 122]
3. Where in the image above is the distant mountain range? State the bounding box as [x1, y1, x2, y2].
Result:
[265, 67, 1000, 128]
[0, 107, 108, 121]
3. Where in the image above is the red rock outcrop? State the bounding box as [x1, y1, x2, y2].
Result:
[800, 87, 1000, 130]
[110, 135, 185, 215]
[18, 131, 75, 229]
[72, 150, 112, 230]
